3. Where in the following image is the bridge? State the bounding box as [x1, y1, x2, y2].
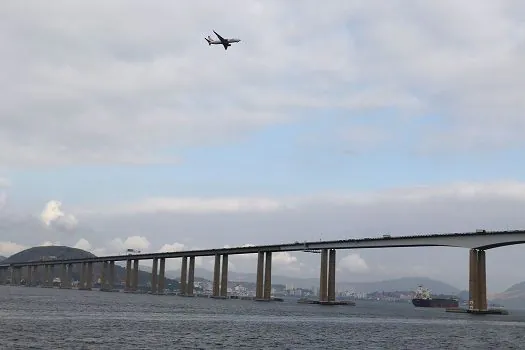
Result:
[2, 229, 525, 312]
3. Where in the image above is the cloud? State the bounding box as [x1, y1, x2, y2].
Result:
[40, 200, 78, 231]
[73, 238, 92, 251]
[0, 178, 10, 188]
[339, 253, 369, 273]
[158, 242, 186, 252]
[109, 236, 151, 254]
[0, 241, 28, 257]
[106, 197, 291, 215]
[2, 2, 524, 166]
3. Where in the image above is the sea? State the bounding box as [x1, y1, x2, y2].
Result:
[1, 286, 525, 349]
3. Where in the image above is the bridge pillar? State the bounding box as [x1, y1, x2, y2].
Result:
[60, 264, 68, 288]
[132, 259, 139, 291]
[212, 254, 221, 297]
[79, 263, 86, 289]
[151, 258, 158, 294]
[263, 251, 272, 300]
[469, 249, 478, 310]
[477, 250, 487, 311]
[469, 249, 488, 312]
[24, 266, 30, 286]
[255, 251, 264, 299]
[158, 258, 165, 294]
[109, 261, 115, 291]
[100, 261, 108, 290]
[187, 256, 195, 296]
[319, 249, 328, 302]
[125, 260, 132, 291]
[86, 262, 93, 290]
[220, 254, 228, 298]
[49, 265, 55, 287]
[180, 257, 188, 295]
[328, 249, 337, 302]
[33, 266, 39, 286]
[66, 264, 72, 288]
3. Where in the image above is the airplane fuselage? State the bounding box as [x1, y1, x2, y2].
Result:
[207, 39, 241, 45]
[205, 31, 241, 50]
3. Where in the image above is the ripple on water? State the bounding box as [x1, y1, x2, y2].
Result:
[1, 286, 525, 349]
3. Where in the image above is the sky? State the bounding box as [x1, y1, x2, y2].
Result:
[1, 0, 525, 293]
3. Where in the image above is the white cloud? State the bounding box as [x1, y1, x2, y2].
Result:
[40, 241, 61, 247]
[339, 254, 369, 273]
[40, 200, 78, 231]
[158, 242, 186, 252]
[85, 180, 525, 216]
[0, 178, 10, 188]
[108, 235, 151, 254]
[73, 238, 92, 251]
[0, 241, 28, 257]
[1, 2, 524, 166]
[106, 197, 291, 215]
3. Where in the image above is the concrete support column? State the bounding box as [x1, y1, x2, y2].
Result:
[151, 258, 158, 294]
[255, 252, 264, 299]
[328, 249, 336, 302]
[26, 266, 32, 287]
[477, 250, 487, 311]
[263, 251, 272, 300]
[469, 249, 478, 310]
[220, 254, 228, 297]
[125, 260, 132, 291]
[49, 265, 55, 287]
[132, 260, 139, 291]
[101, 261, 108, 289]
[187, 256, 195, 296]
[66, 264, 72, 288]
[180, 257, 188, 295]
[86, 262, 93, 290]
[60, 264, 67, 288]
[158, 258, 165, 294]
[80, 263, 87, 289]
[33, 266, 38, 286]
[109, 261, 115, 291]
[212, 254, 221, 297]
[319, 249, 328, 302]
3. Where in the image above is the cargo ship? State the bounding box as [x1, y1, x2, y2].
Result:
[411, 285, 459, 308]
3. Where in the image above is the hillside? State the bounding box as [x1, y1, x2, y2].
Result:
[165, 268, 460, 294]
[0, 255, 6, 262]
[3, 246, 179, 289]
[491, 281, 525, 309]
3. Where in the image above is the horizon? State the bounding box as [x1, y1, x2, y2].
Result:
[2, 1, 525, 295]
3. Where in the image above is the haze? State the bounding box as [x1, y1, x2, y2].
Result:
[1, 1, 525, 294]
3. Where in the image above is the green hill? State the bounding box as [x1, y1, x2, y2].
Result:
[3, 246, 179, 290]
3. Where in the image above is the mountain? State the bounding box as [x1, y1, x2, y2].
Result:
[491, 281, 525, 309]
[3, 246, 180, 289]
[165, 268, 460, 294]
[0, 256, 6, 262]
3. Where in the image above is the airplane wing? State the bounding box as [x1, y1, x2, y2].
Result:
[213, 30, 226, 42]
[213, 30, 230, 50]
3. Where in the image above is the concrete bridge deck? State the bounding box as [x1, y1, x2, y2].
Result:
[1, 229, 524, 314]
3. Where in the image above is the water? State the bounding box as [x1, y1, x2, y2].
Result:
[1, 286, 525, 349]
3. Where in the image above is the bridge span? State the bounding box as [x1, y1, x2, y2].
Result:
[1, 229, 524, 312]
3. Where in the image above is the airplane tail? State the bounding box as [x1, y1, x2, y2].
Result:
[205, 36, 212, 45]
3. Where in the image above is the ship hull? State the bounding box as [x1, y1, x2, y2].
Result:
[412, 298, 459, 308]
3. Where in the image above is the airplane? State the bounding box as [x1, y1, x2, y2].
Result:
[205, 30, 241, 50]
